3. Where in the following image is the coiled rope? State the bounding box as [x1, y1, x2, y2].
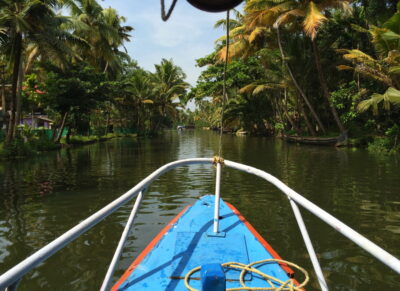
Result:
[184, 259, 309, 291]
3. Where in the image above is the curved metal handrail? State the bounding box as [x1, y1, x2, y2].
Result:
[224, 160, 400, 274]
[0, 158, 399, 291]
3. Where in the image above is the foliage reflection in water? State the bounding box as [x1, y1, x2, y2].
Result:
[0, 130, 399, 290]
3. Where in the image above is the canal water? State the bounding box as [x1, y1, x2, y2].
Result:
[0, 130, 399, 290]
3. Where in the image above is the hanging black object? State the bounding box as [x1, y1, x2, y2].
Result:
[161, 0, 243, 21]
[186, 0, 243, 12]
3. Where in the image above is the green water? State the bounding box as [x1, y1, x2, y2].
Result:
[0, 130, 399, 290]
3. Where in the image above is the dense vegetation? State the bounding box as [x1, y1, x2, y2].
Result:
[189, 0, 400, 153]
[1, 0, 400, 157]
[0, 0, 189, 157]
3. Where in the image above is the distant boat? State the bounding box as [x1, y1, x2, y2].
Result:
[177, 125, 195, 131]
[283, 131, 348, 146]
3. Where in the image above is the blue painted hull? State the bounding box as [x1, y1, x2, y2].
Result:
[113, 195, 295, 290]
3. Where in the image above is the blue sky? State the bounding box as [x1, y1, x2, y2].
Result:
[100, 0, 230, 86]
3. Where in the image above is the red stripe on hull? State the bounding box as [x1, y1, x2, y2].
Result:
[111, 205, 191, 291]
[225, 201, 301, 286]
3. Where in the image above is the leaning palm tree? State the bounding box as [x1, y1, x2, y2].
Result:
[215, 7, 324, 134]
[214, 10, 261, 61]
[245, 0, 352, 133]
[238, 49, 301, 134]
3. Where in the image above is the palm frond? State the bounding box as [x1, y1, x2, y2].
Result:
[357, 87, 400, 115]
[350, 23, 369, 33]
[303, 1, 327, 39]
[248, 27, 266, 43]
[142, 99, 154, 104]
[239, 84, 257, 94]
[274, 9, 304, 28]
[388, 66, 400, 74]
[336, 65, 353, 71]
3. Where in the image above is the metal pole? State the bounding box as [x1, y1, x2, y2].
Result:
[289, 198, 328, 291]
[213, 162, 222, 233]
[101, 190, 144, 291]
[5, 279, 19, 291]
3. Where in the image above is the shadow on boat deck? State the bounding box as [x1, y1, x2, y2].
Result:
[122, 212, 238, 290]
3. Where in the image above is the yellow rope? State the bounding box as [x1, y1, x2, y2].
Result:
[213, 156, 225, 167]
[184, 259, 309, 291]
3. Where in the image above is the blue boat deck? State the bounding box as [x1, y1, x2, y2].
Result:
[113, 195, 296, 290]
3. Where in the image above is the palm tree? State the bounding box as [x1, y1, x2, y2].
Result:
[151, 59, 189, 131]
[127, 69, 154, 133]
[357, 87, 400, 114]
[215, 8, 324, 135]
[245, 0, 351, 133]
[338, 17, 400, 114]
[66, 0, 133, 75]
[0, 0, 66, 144]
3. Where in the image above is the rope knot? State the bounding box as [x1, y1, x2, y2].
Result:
[213, 156, 224, 167]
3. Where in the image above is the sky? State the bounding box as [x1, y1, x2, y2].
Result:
[100, 0, 230, 86]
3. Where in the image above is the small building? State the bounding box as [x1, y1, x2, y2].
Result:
[21, 115, 54, 129]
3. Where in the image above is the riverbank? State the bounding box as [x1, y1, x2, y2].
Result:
[59, 133, 137, 146]
[0, 132, 137, 159]
[284, 134, 399, 154]
[204, 126, 400, 154]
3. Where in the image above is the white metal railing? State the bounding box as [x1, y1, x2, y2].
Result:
[0, 158, 399, 291]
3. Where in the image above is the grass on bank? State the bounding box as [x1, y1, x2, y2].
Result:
[60, 133, 137, 145]
[0, 132, 137, 158]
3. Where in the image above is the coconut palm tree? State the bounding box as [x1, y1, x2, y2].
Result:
[151, 59, 189, 131]
[127, 69, 154, 133]
[244, 0, 351, 133]
[215, 8, 324, 134]
[338, 17, 400, 114]
[65, 0, 133, 75]
[0, 0, 68, 144]
[357, 87, 400, 114]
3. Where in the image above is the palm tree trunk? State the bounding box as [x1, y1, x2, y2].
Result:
[1, 65, 6, 118]
[55, 111, 69, 143]
[66, 127, 71, 144]
[282, 90, 300, 134]
[298, 95, 316, 136]
[273, 96, 284, 126]
[6, 33, 22, 145]
[104, 111, 110, 135]
[311, 38, 346, 133]
[1, 73, 6, 133]
[103, 62, 109, 74]
[15, 58, 24, 128]
[276, 27, 326, 134]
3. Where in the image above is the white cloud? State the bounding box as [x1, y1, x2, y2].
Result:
[139, 13, 205, 48]
[100, 0, 229, 85]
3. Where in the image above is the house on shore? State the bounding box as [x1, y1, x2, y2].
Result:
[21, 114, 54, 129]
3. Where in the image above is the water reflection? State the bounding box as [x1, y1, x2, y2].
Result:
[0, 130, 399, 290]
